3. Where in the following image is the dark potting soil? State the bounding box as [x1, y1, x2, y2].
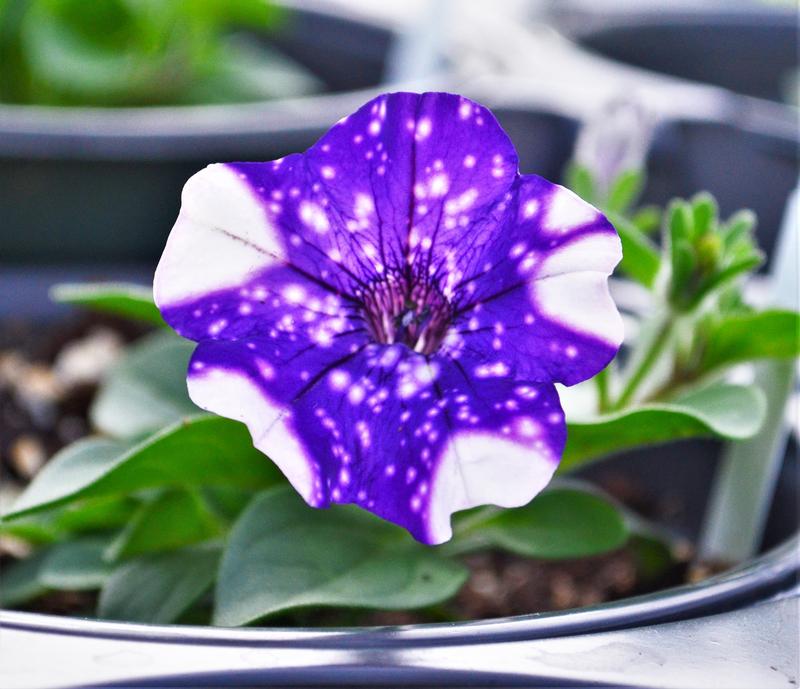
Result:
[1, 317, 694, 625]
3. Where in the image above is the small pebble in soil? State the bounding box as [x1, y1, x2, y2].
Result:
[9, 434, 46, 479]
[53, 327, 124, 388]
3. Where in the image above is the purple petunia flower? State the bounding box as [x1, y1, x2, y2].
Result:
[154, 92, 623, 545]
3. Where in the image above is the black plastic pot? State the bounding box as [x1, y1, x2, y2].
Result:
[549, 1, 799, 103]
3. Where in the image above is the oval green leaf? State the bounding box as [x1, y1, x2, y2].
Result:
[105, 490, 224, 562]
[91, 330, 198, 437]
[99, 545, 220, 624]
[0, 550, 51, 607]
[38, 536, 113, 591]
[474, 488, 629, 559]
[214, 487, 468, 626]
[700, 310, 800, 375]
[606, 211, 661, 288]
[562, 383, 767, 472]
[3, 416, 282, 520]
[50, 282, 164, 326]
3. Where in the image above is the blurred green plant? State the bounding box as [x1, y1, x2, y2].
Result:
[0, 0, 320, 106]
[1, 168, 797, 626]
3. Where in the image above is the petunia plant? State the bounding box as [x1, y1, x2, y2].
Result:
[1, 92, 797, 627]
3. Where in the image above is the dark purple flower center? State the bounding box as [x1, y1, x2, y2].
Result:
[359, 271, 452, 355]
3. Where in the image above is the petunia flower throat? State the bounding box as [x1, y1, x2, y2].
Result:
[154, 92, 623, 545]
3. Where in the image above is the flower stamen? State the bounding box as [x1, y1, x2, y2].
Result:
[361, 272, 452, 355]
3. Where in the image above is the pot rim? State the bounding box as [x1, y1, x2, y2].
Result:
[1, 534, 797, 649]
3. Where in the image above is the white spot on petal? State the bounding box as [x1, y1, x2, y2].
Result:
[329, 369, 350, 390]
[299, 201, 330, 233]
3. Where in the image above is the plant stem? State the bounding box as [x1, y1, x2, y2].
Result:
[595, 366, 611, 413]
[613, 316, 672, 410]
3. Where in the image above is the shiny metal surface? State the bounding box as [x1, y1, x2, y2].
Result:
[1, 537, 797, 688]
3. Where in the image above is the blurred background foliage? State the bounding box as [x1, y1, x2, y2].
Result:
[0, 0, 326, 105]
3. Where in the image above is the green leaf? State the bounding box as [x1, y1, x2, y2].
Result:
[668, 200, 694, 245]
[628, 533, 679, 582]
[669, 238, 697, 305]
[50, 282, 164, 326]
[105, 489, 224, 561]
[722, 210, 757, 251]
[700, 310, 800, 375]
[215, 487, 468, 626]
[99, 544, 220, 624]
[0, 495, 138, 544]
[38, 536, 113, 590]
[564, 162, 596, 204]
[0, 517, 58, 544]
[630, 206, 661, 235]
[3, 416, 282, 520]
[91, 331, 198, 437]
[49, 495, 138, 533]
[607, 212, 661, 288]
[606, 169, 643, 214]
[689, 253, 764, 309]
[691, 192, 718, 236]
[561, 383, 767, 472]
[460, 488, 629, 559]
[0, 550, 50, 606]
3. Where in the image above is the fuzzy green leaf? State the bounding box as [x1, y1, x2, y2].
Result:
[564, 162, 596, 204]
[722, 210, 757, 251]
[99, 545, 220, 624]
[689, 253, 764, 309]
[631, 206, 661, 235]
[38, 536, 113, 590]
[462, 488, 628, 559]
[214, 487, 468, 626]
[91, 331, 198, 438]
[105, 490, 224, 561]
[606, 169, 644, 213]
[3, 416, 281, 520]
[669, 201, 694, 245]
[561, 383, 767, 472]
[607, 212, 661, 288]
[50, 282, 164, 326]
[0, 550, 50, 606]
[0, 495, 138, 544]
[700, 310, 800, 375]
[669, 238, 697, 305]
[691, 192, 718, 236]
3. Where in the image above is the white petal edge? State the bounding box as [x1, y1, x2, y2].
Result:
[531, 271, 624, 347]
[542, 185, 599, 234]
[536, 231, 622, 279]
[187, 367, 317, 505]
[154, 164, 284, 308]
[427, 432, 557, 544]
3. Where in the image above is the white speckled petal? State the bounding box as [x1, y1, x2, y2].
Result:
[154, 164, 284, 309]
